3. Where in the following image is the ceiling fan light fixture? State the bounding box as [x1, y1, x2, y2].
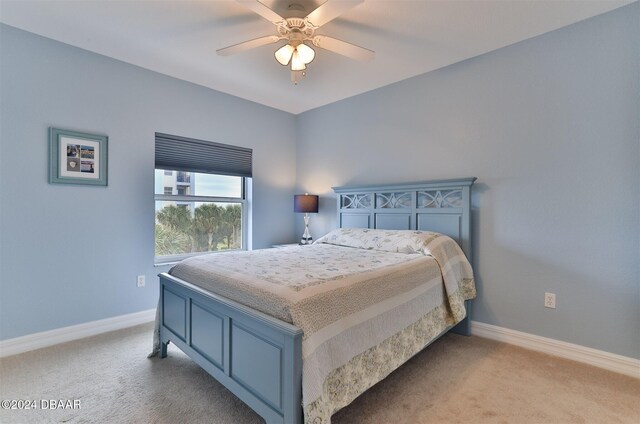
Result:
[290, 50, 307, 71]
[296, 43, 315, 64]
[223, 0, 374, 84]
[275, 43, 295, 66]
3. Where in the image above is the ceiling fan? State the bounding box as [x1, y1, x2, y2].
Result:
[217, 0, 375, 84]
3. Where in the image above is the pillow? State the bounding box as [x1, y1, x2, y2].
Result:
[314, 228, 443, 255]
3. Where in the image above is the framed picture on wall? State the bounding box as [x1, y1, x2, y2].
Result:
[49, 127, 108, 186]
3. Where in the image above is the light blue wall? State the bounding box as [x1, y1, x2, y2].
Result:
[296, 4, 639, 358]
[0, 24, 297, 340]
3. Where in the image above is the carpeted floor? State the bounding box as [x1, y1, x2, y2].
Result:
[1, 323, 638, 424]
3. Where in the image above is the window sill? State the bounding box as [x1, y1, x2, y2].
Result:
[154, 261, 179, 268]
[154, 248, 245, 267]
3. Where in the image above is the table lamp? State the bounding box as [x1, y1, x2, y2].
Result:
[294, 193, 319, 244]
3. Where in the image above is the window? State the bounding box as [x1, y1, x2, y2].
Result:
[154, 133, 252, 264]
[155, 170, 244, 261]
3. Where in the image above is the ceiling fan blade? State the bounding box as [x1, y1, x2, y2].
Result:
[237, 0, 285, 24]
[217, 35, 281, 56]
[305, 0, 363, 28]
[312, 35, 374, 62]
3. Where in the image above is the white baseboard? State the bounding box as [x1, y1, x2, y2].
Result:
[0, 308, 156, 358]
[471, 321, 639, 378]
[2, 312, 637, 379]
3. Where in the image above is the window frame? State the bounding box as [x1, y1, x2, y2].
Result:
[154, 172, 248, 265]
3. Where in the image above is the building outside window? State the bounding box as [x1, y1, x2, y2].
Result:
[176, 171, 190, 183]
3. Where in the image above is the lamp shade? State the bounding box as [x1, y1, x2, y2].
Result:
[275, 44, 295, 66]
[296, 43, 315, 64]
[294, 194, 319, 213]
[290, 50, 306, 71]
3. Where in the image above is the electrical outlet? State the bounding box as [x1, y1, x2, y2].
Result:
[137, 275, 145, 288]
[544, 292, 556, 309]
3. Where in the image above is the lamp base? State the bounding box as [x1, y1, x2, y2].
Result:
[300, 214, 312, 245]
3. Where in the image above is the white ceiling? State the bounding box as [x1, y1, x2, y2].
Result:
[0, 0, 633, 114]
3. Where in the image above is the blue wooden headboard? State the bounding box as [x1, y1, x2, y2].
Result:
[332, 178, 476, 262]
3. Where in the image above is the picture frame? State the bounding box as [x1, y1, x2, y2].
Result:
[49, 127, 108, 186]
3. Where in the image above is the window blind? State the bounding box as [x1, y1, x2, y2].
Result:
[155, 133, 252, 178]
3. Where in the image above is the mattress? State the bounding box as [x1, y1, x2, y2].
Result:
[163, 229, 476, 423]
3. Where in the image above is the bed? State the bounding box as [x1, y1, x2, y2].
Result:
[153, 177, 476, 424]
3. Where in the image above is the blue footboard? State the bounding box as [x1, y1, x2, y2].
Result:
[159, 272, 303, 424]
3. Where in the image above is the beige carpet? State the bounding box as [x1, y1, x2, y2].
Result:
[1, 323, 638, 424]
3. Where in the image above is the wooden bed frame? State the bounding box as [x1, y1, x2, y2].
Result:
[158, 177, 476, 424]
